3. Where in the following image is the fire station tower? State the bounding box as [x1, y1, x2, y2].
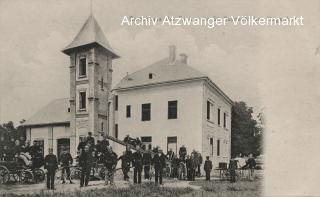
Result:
[62, 14, 119, 156]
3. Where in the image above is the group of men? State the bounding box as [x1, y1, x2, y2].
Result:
[0, 136, 44, 169]
[9, 132, 218, 190]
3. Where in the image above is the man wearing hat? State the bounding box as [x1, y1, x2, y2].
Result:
[60, 147, 74, 184]
[153, 148, 166, 185]
[86, 132, 95, 148]
[44, 148, 58, 190]
[204, 156, 213, 181]
[132, 146, 143, 184]
[79, 145, 93, 187]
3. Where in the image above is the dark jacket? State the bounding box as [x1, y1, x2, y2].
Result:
[44, 154, 58, 171]
[29, 145, 40, 158]
[79, 151, 92, 168]
[118, 153, 131, 168]
[179, 147, 187, 156]
[204, 160, 213, 171]
[132, 152, 143, 170]
[100, 140, 109, 152]
[60, 152, 73, 166]
[77, 142, 87, 152]
[229, 160, 238, 170]
[142, 152, 152, 165]
[153, 153, 166, 169]
[86, 136, 95, 146]
[104, 151, 118, 169]
[245, 158, 256, 169]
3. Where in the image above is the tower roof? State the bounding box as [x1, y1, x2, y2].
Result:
[62, 15, 119, 58]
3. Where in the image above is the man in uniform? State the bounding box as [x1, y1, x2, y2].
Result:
[100, 135, 110, 153]
[132, 146, 143, 184]
[79, 145, 92, 187]
[60, 147, 74, 184]
[86, 132, 95, 148]
[204, 156, 213, 181]
[229, 158, 238, 183]
[142, 145, 152, 180]
[44, 148, 58, 190]
[29, 141, 40, 158]
[118, 151, 131, 181]
[179, 145, 187, 161]
[77, 137, 87, 154]
[103, 146, 117, 185]
[153, 148, 166, 185]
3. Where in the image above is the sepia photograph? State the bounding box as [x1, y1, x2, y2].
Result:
[0, 0, 319, 196]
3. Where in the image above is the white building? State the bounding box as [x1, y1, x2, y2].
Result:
[112, 46, 233, 165]
[22, 15, 233, 166]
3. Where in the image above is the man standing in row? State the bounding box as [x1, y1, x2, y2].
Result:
[153, 149, 166, 185]
[79, 145, 92, 187]
[60, 147, 74, 184]
[103, 147, 117, 185]
[204, 156, 213, 181]
[132, 146, 143, 184]
[142, 145, 152, 180]
[118, 151, 131, 181]
[44, 148, 58, 190]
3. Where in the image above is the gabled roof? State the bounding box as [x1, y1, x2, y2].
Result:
[114, 58, 207, 90]
[22, 98, 70, 127]
[62, 15, 119, 58]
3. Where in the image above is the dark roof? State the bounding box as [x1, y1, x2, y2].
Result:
[22, 98, 70, 127]
[62, 15, 119, 58]
[114, 58, 206, 90]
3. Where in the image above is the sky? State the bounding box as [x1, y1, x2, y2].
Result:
[1, 0, 320, 195]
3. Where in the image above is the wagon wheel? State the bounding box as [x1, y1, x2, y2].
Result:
[0, 166, 10, 184]
[20, 169, 34, 183]
[12, 171, 21, 182]
[71, 167, 81, 179]
[99, 167, 105, 179]
[33, 168, 45, 183]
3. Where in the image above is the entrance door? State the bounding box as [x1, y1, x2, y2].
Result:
[167, 136, 177, 154]
[141, 136, 152, 150]
[57, 138, 70, 162]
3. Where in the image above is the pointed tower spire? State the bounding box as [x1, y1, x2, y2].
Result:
[62, 15, 119, 59]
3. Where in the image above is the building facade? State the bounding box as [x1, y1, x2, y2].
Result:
[23, 15, 233, 166]
[112, 46, 233, 166]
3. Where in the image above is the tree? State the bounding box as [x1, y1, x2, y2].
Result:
[231, 101, 263, 157]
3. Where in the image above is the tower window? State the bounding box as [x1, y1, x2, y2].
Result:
[149, 73, 153, 79]
[79, 58, 87, 77]
[101, 122, 104, 132]
[168, 100, 177, 119]
[126, 105, 131, 118]
[223, 112, 226, 128]
[79, 91, 86, 110]
[142, 103, 151, 121]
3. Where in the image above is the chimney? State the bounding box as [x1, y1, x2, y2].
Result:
[179, 53, 188, 64]
[169, 45, 176, 63]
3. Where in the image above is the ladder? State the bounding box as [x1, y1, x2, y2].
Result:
[104, 134, 154, 155]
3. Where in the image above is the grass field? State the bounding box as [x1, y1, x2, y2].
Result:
[188, 179, 262, 197]
[1, 183, 193, 197]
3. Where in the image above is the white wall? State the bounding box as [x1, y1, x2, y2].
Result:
[202, 82, 232, 167]
[114, 81, 203, 155]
